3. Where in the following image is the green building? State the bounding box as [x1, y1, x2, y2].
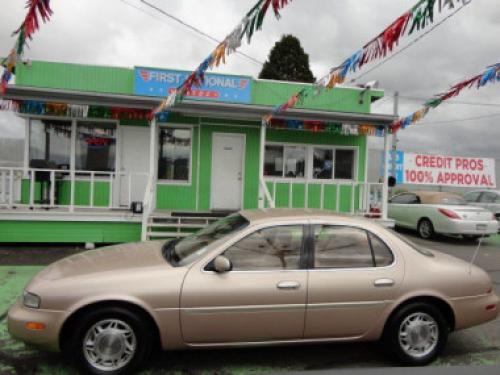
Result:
[0, 60, 395, 243]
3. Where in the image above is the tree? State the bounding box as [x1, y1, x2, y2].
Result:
[259, 35, 315, 83]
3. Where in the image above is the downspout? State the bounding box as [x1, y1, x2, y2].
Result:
[381, 126, 391, 221]
[258, 121, 275, 209]
[141, 117, 158, 241]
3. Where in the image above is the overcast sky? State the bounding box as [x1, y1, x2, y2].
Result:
[1, 0, 499, 160]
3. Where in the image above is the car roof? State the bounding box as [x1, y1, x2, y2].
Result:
[238, 209, 383, 229]
[412, 191, 463, 204]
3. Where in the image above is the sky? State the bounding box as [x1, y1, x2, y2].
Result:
[1, 0, 499, 161]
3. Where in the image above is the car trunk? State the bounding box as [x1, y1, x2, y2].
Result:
[447, 206, 493, 221]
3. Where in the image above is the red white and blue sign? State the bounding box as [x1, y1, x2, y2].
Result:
[134, 67, 252, 104]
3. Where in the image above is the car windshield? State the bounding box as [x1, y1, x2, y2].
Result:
[389, 230, 434, 257]
[439, 196, 467, 205]
[162, 214, 249, 267]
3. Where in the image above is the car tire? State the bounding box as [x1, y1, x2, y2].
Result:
[383, 302, 449, 366]
[417, 219, 435, 240]
[66, 307, 154, 375]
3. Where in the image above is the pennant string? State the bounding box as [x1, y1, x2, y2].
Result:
[391, 63, 500, 133]
[263, 0, 472, 124]
[150, 0, 293, 118]
[1, 0, 53, 94]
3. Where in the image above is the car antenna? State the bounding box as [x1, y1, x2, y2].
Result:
[469, 235, 485, 275]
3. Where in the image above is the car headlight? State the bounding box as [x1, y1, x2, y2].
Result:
[23, 291, 41, 309]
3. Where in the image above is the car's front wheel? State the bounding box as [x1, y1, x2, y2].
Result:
[67, 307, 153, 375]
[383, 302, 449, 365]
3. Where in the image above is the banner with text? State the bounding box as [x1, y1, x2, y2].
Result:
[134, 67, 252, 104]
[384, 152, 496, 188]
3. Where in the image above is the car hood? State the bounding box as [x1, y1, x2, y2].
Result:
[35, 241, 169, 281]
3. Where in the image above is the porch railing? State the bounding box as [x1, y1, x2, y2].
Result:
[0, 167, 148, 212]
[264, 179, 383, 216]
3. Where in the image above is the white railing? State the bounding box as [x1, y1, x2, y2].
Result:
[264, 179, 384, 216]
[141, 174, 156, 241]
[0, 167, 148, 212]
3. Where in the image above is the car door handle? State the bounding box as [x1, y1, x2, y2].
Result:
[374, 278, 395, 287]
[277, 281, 301, 290]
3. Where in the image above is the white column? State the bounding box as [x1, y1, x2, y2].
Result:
[69, 119, 77, 212]
[148, 118, 158, 210]
[258, 121, 267, 209]
[381, 127, 391, 220]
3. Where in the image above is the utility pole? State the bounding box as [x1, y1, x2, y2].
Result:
[391, 91, 399, 190]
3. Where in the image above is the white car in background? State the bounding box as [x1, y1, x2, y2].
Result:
[388, 191, 499, 240]
[464, 190, 500, 222]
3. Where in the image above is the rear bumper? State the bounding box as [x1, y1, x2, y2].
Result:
[451, 292, 500, 331]
[438, 220, 499, 236]
[7, 300, 65, 352]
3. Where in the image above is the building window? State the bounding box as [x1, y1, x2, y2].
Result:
[335, 149, 355, 180]
[29, 119, 71, 169]
[265, 143, 357, 181]
[158, 128, 192, 182]
[313, 148, 333, 180]
[76, 122, 116, 172]
[264, 145, 306, 179]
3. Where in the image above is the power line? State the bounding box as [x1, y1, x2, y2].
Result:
[139, 0, 264, 66]
[120, 0, 263, 66]
[399, 95, 500, 108]
[414, 112, 500, 126]
[351, 2, 471, 83]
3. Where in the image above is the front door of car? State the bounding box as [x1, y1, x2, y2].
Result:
[180, 223, 308, 344]
[304, 223, 404, 339]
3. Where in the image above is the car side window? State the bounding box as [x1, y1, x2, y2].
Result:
[480, 192, 497, 203]
[464, 191, 481, 203]
[223, 225, 303, 271]
[313, 226, 374, 268]
[390, 193, 419, 204]
[368, 233, 394, 267]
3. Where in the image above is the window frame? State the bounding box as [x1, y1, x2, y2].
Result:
[28, 118, 73, 171]
[264, 141, 359, 183]
[202, 223, 309, 273]
[307, 224, 396, 270]
[157, 123, 194, 186]
[75, 121, 118, 173]
[26, 116, 120, 176]
[389, 193, 420, 204]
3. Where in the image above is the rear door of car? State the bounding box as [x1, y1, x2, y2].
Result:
[180, 221, 308, 344]
[304, 222, 404, 339]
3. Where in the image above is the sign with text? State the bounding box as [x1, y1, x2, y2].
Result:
[384, 152, 496, 188]
[134, 67, 252, 104]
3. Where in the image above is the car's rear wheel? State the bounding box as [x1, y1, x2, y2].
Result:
[418, 219, 434, 240]
[67, 307, 153, 375]
[383, 302, 449, 365]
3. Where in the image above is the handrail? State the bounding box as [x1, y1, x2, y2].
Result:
[0, 167, 149, 211]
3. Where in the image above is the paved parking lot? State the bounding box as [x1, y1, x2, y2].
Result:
[0, 233, 500, 374]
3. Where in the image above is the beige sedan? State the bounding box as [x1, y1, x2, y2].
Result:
[8, 209, 499, 374]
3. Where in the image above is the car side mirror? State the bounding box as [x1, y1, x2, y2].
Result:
[213, 255, 232, 273]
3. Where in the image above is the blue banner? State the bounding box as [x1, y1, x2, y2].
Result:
[134, 67, 252, 104]
[381, 150, 405, 184]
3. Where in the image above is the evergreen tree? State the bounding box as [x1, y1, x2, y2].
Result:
[259, 35, 315, 83]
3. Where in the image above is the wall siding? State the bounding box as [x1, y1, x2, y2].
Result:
[0, 221, 141, 243]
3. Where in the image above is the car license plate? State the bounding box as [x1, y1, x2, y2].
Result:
[476, 224, 487, 231]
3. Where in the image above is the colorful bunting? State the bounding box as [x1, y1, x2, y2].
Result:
[1, 0, 53, 93]
[391, 63, 500, 132]
[268, 118, 385, 137]
[151, 0, 293, 118]
[265, 0, 472, 121]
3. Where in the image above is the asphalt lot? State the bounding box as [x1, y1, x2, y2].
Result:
[0, 232, 500, 374]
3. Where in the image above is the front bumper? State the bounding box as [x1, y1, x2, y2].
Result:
[451, 292, 500, 331]
[7, 299, 66, 352]
[438, 219, 499, 236]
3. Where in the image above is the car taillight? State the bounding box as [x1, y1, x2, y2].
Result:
[438, 208, 462, 219]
